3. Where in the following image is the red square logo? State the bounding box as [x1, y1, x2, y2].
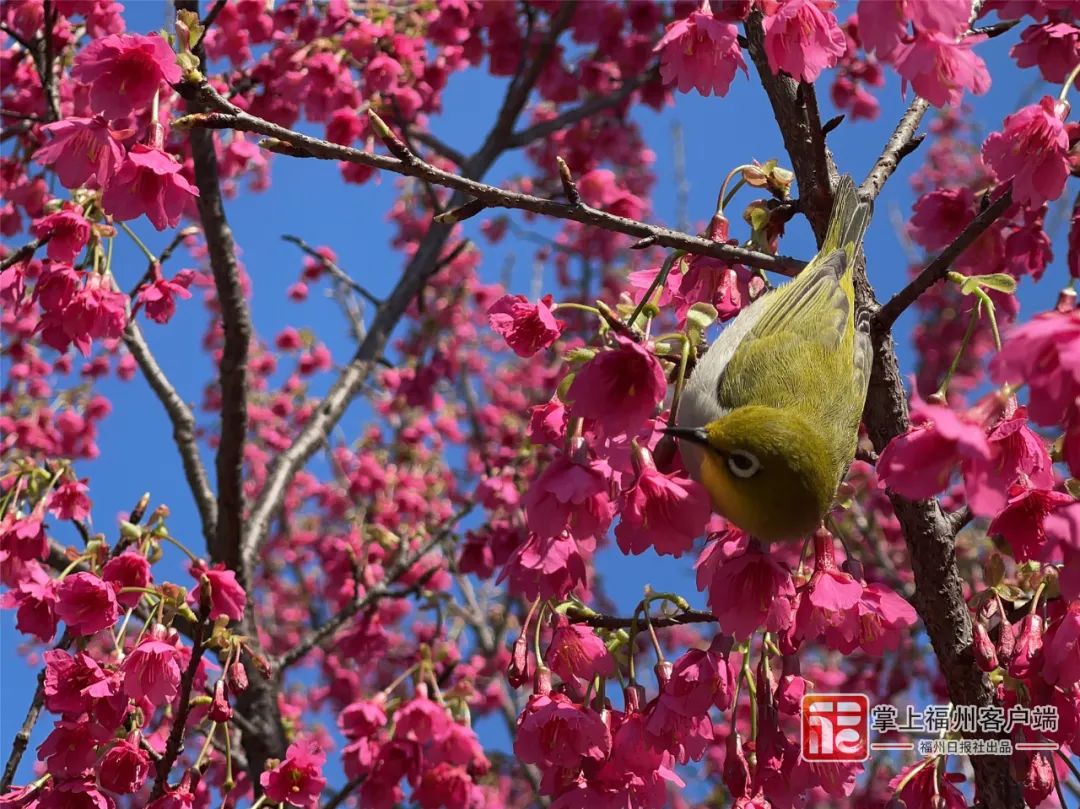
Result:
[800, 694, 869, 762]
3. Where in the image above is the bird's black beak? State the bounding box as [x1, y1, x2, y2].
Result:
[661, 426, 710, 447]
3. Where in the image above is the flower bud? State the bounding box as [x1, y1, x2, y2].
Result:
[507, 631, 530, 689]
[209, 679, 232, 722]
[972, 621, 998, 672]
[1008, 614, 1044, 679]
[654, 660, 673, 690]
[226, 661, 248, 693]
[997, 615, 1016, 661]
[723, 730, 751, 799]
[1023, 753, 1054, 808]
[533, 665, 552, 695]
[623, 684, 646, 714]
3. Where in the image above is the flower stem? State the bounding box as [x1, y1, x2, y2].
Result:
[159, 533, 199, 563]
[1060, 61, 1080, 102]
[551, 302, 600, 317]
[668, 331, 692, 427]
[627, 251, 682, 328]
[117, 221, 157, 264]
[193, 722, 218, 770]
[935, 299, 982, 399]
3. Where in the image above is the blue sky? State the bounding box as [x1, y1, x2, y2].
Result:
[2, 0, 1074, 791]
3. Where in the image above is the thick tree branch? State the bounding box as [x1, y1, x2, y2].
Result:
[875, 188, 1014, 330]
[176, 84, 803, 276]
[187, 127, 250, 574]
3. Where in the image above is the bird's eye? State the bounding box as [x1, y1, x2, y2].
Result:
[727, 450, 761, 479]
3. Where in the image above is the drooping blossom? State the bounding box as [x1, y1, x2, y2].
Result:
[55, 571, 119, 635]
[33, 117, 125, 189]
[31, 205, 92, 263]
[523, 451, 613, 540]
[101, 145, 199, 231]
[567, 335, 666, 436]
[695, 531, 795, 639]
[134, 268, 194, 324]
[487, 293, 565, 357]
[991, 308, 1080, 426]
[988, 486, 1074, 562]
[99, 736, 151, 794]
[1012, 21, 1080, 84]
[37, 719, 110, 778]
[102, 551, 152, 608]
[70, 33, 181, 119]
[654, 2, 747, 97]
[514, 692, 612, 771]
[877, 393, 991, 500]
[893, 32, 991, 108]
[261, 739, 327, 809]
[983, 97, 1070, 207]
[546, 615, 615, 684]
[43, 649, 116, 715]
[615, 463, 711, 558]
[1043, 602, 1080, 689]
[761, 0, 847, 83]
[189, 560, 247, 622]
[888, 760, 968, 809]
[121, 637, 182, 704]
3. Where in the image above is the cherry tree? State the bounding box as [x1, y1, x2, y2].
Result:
[1, 1, 1079, 809]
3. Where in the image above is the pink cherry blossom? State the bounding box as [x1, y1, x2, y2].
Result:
[70, 33, 181, 119]
[121, 637, 182, 704]
[877, 393, 992, 500]
[615, 464, 711, 558]
[761, 0, 847, 83]
[515, 692, 611, 771]
[962, 407, 1053, 517]
[99, 736, 151, 794]
[523, 451, 613, 540]
[487, 293, 564, 357]
[696, 531, 795, 639]
[260, 739, 327, 809]
[547, 615, 615, 684]
[43, 649, 115, 715]
[1043, 601, 1080, 689]
[189, 560, 247, 621]
[31, 205, 91, 263]
[987, 486, 1074, 562]
[135, 268, 194, 324]
[37, 719, 109, 778]
[982, 97, 1070, 207]
[101, 145, 199, 231]
[567, 335, 666, 436]
[101, 551, 152, 608]
[893, 32, 990, 108]
[33, 117, 125, 189]
[55, 571, 118, 635]
[1012, 21, 1080, 84]
[992, 308, 1080, 426]
[654, 3, 747, 97]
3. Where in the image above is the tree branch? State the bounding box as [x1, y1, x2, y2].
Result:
[176, 84, 803, 276]
[0, 236, 48, 271]
[860, 97, 929, 201]
[0, 631, 72, 791]
[505, 66, 659, 149]
[118, 298, 218, 546]
[150, 615, 208, 800]
[566, 608, 718, 630]
[875, 188, 1013, 330]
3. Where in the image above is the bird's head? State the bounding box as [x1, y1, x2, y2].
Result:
[665, 406, 836, 542]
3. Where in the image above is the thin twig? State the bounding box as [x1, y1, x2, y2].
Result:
[875, 189, 1013, 330]
[0, 631, 73, 791]
[860, 97, 929, 202]
[567, 608, 717, 629]
[281, 235, 382, 306]
[150, 616, 208, 799]
[321, 775, 366, 809]
[0, 237, 47, 271]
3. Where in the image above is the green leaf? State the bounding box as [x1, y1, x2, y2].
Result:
[958, 273, 1017, 296]
[686, 302, 718, 333]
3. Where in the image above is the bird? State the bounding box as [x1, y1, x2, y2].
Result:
[665, 175, 873, 542]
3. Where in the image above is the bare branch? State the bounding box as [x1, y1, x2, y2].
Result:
[567, 608, 717, 630]
[150, 615, 208, 800]
[505, 66, 659, 149]
[0, 236, 48, 271]
[0, 632, 72, 791]
[118, 300, 218, 546]
[177, 84, 803, 275]
[875, 189, 1013, 330]
[282, 234, 382, 307]
[860, 97, 929, 201]
[408, 128, 468, 166]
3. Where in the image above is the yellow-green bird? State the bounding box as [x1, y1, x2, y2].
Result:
[666, 175, 872, 542]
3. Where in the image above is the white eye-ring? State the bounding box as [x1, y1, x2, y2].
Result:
[727, 450, 762, 479]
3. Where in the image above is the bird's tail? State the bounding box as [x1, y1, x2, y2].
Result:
[821, 175, 871, 262]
